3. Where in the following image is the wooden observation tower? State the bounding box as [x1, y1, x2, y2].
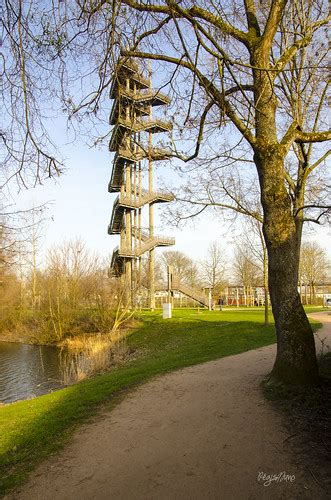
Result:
[108, 57, 175, 308]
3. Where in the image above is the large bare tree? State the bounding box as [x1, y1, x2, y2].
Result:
[3, 1, 330, 384]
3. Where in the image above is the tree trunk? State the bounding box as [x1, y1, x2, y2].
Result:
[267, 237, 319, 385]
[256, 152, 319, 385]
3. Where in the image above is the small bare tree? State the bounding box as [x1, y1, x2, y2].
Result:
[201, 241, 226, 296]
[233, 244, 261, 302]
[299, 242, 329, 304]
[238, 218, 269, 324]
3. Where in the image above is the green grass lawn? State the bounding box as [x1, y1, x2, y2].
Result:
[0, 307, 323, 495]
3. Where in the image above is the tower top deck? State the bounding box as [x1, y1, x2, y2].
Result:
[109, 57, 150, 98]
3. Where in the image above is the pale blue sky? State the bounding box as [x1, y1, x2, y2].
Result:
[13, 130, 331, 270]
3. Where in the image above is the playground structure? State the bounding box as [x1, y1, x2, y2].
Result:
[223, 286, 267, 307]
[108, 57, 175, 307]
[223, 283, 331, 307]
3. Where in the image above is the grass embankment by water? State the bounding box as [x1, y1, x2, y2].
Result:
[0, 307, 323, 495]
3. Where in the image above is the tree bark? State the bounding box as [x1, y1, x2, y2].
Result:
[255, 151, 319, 385]
[263, 249, 269, 326]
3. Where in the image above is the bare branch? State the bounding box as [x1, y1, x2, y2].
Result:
[295, 130, 331, 143]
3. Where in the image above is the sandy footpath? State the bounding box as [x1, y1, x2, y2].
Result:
[7, 312, 331, 500]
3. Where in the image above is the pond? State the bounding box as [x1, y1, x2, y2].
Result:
[0, 342, 64, 404]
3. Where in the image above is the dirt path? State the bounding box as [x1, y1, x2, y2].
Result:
[8, 312, 331, 500]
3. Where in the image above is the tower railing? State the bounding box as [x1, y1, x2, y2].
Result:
[116, 116, 173, 132]
[116, 144, 171, 162]
[118, 235, 175, 257]
[117, 87, 171, 105]
[118, 189, 174, 208]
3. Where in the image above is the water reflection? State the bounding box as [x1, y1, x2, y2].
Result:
[0, 342, 63, 404]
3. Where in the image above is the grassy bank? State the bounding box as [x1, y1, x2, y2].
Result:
[0, 307, 323, 495]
